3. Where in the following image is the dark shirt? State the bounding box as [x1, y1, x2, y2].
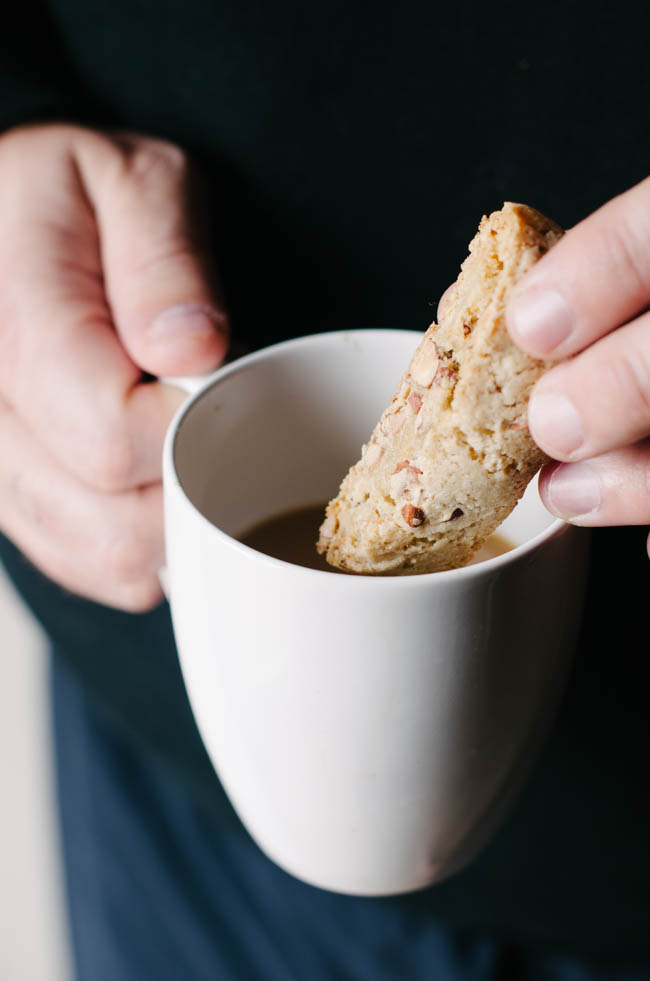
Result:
[1, 0, 649, 954]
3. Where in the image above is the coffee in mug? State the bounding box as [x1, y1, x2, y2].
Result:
[238, 503, 513, 572]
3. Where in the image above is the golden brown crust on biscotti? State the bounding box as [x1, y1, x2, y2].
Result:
[317, 202, 563, 574]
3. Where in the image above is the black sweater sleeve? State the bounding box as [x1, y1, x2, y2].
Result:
[0, 2, 92, 131]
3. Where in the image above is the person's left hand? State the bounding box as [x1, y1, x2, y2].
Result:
[504, 176, 650, 553]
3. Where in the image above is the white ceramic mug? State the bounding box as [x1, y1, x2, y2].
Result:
[162, 329, 589, 896]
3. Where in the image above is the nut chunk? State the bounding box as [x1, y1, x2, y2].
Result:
[317, 202, 563, 574]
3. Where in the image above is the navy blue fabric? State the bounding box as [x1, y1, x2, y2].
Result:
[52, 654, 650, 981]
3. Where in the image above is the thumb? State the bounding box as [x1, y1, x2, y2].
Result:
[506, 176, 650, 360]
[77, 132, 229, 377]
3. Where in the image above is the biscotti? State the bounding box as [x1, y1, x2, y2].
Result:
[317, 202, 562, 574]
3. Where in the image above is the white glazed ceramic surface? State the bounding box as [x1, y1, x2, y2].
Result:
[163, 330, 589, 896]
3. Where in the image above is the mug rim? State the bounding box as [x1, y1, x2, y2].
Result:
[164, 329, 572, 587]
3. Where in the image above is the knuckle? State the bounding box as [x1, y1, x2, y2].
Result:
[609, 345, 650, 430]
[0, 123, 81, 168]
[606, 215, 650, 299]
[125, 235, 200, 280]
[127, 140, 188, 187]
[0, 124, 43, 164]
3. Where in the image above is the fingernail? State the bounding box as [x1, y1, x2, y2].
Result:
[528, 393, 585, 457]
[149, 303, 228, 340]
[546, 462, 601, 518]
[509, 289, 573, 354]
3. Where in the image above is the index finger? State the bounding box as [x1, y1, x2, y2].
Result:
[0, 226, 184, 493]
[506, 175, 650, 359]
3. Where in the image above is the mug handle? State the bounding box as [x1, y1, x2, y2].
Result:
[158, 341, 253, 595]
[160, 373, 208, 396]
[158, 374, 212, 597]
[161, 336, 253, 396]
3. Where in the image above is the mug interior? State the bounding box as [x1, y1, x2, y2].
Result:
[172, 330, 556, 552]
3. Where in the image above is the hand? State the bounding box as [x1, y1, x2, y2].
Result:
[0, 125, 228, 610]
[505, 177, 650, 552]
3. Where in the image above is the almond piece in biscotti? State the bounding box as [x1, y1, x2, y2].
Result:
[317, 202, 562, 575]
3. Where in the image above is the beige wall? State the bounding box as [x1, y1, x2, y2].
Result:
[0, 565, 72, 981]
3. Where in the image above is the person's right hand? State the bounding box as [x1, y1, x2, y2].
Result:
[0, 124, 229, 610]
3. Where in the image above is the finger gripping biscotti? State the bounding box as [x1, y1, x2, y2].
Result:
[317, 202, 563, 574]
